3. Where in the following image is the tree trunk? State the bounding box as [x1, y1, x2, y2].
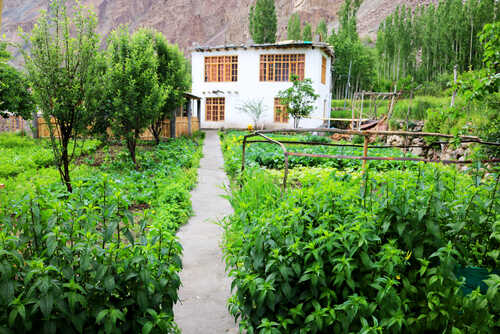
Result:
[151, 120, 162, 145]
[126, 136, 138, 169]
[170, 109, 176, 138]
[61, 136, 73, 193]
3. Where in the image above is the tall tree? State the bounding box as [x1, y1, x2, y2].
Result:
[316, 19, 328, 42]
[287, 13, 301, 40]
[21, 0, 100, 193]
[0, 42, 35, 119]
[144, 29, 191, 145]
[376, 0, 498, 85]
[302, 23, 312, 41]
[248, 0, 277, 43]
[328, 0, 375, 98]
[105, 27, 166, 167]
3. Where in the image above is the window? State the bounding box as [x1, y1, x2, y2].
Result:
[274, 98, 289, 123]
[260, 54, 305, 81]
[204, 56, 238, 82]
[321, 56, 326, 84]
[206, 97, 225, 122]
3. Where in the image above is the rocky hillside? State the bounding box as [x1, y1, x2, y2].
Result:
[1, 0, 436, 65]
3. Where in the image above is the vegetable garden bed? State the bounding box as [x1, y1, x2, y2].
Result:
[0, 135, 203, 333]
[220, 130, 500, 333]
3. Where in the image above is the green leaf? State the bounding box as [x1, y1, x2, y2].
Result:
[96, 309, 108, 323]
[104, 276, 115, 292]
[142, 321, 154, 334]
[39, 294, 54, 318]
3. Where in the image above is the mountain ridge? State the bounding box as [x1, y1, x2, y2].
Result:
[1, 0, 436, 66]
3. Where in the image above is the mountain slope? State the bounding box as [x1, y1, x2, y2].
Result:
[1, 0, 436, 65]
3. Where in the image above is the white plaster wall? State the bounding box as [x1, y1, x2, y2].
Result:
[191, 46, 332, 129]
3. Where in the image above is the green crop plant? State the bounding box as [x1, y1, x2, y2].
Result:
[223, 166, 499, 333]
[0, 136, 203, 333]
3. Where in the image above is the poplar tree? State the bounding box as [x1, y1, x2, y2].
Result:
[248, 0, 277, 44]
[287, 13, 301, 40]
[302, 23, 312, 41]
[316, 19, 328, 42]
[376, 0, 498, 85]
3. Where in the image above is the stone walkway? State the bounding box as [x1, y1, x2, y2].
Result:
[173, 131, 239, 334]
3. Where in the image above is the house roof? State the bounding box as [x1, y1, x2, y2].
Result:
[192, 40, 334, 58]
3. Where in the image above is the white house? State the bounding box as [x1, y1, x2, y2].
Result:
[191, 41, 333, 129]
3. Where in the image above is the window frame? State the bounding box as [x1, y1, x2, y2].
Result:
[274, 98, 289, 123]
[205, 97, 225, 122]
[321, 56, 327, 84]
[260, 54, 305, 82]
[204, 56, 238, 82]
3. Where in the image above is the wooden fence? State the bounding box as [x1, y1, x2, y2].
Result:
[37, 117, 199, 139]
[0, 116, 28, 133]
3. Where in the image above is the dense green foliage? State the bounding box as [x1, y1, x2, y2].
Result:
[328, 0, 375, 99]
[105, 27, 167, 166]
[249, 0, 277, 44]
[146, 30, 191, 144]
[0, 135, 203, 334]
[287, 14, 301, 41]
[220, 131, 500, 333]
[277, 74, 318, 128]
[422, 23, 500, 155]
[0, 42, 34, 119]
[376, 0, 499, 84]
[315, 20, 328, 43]
[20, 0, 101, 192]
[302, 23, 312, 42]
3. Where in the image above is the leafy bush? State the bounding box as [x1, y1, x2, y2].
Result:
[223, 167, 500, 333]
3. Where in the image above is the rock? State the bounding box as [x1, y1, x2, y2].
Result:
[2, 0, 439, 67]
[410, 147, 424, 156]
[387, 135, 404, 146]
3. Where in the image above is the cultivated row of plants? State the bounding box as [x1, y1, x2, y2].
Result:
[220, 131, 499, 333]
[220, 131, 419, 179]
[0, 135, 203, 333]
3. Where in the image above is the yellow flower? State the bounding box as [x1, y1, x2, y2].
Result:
[396, 275, 401, 280]
[247, 124, 254, 131]
[405, 251, 412, 261]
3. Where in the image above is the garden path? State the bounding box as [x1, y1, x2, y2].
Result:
[173, 130, 239, 333]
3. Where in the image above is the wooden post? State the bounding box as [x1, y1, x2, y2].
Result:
[359, 91, 365, 130]
[387, 86, 397, 129]
[187, 99, 192, 136]
[351, 93, 356, 130]
[362, 135, 369, 171]
[32, 112, 39, 138]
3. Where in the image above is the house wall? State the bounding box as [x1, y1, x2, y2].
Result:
[191, 47, 332, 129]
